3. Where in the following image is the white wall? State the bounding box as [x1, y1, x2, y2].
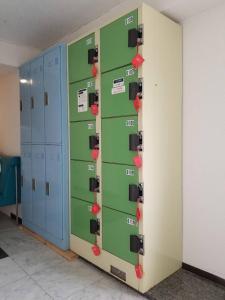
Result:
[183, 2, 225, 279]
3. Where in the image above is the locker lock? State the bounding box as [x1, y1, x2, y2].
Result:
[88, 92, 98, 107]
[88, 48, 98, 64]
[128, 27, 143, 48]
[129, 132, 142, 151]
[129, 81, 142, 100]
[130, 235, 144, 254]
[89, 135, 99, 150]
[90, 219, 100, 234]
[129, 184, 143, 202]
[89, 177, 99, 193]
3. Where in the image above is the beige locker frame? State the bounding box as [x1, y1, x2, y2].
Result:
[69, 3, 182, 293]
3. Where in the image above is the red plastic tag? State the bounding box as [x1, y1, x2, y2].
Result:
[135, 264, 143, 279]
[134, 96, 142, 112]
[133, 155, 142, 168]
[91, 103, 99, 116]
[91, 64, 98, 77]
[91, 149, 99, 160]
[92, 245, 101, 256]
[132, 53, 144, 69]
[136, 207, 141, 222]
[91, 202, 101, 215]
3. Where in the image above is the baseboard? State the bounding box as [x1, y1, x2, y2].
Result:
[10, 213, 22, 225]
[182, 263, 225, 287]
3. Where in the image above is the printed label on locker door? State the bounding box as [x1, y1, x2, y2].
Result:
[87, 81, 94, 88]
[125, 15, 134, 26]
[86, 37, 92, 45]
[88, 205, 92, 212]
[127, 218, 136, 226]
[88, 164, 95, 172]
[112, 78, 125, 95]
[125, 119, 135, 127]
[126, 169, 134, 176]
[77, 89, 88, 113]
[88, 123, 94, 130]
[126, 68, 135, 77]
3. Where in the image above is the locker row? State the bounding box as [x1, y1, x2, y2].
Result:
[20, 45, 66, 145]
[70, 117, 142, 166]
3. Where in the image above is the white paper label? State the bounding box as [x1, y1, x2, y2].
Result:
[86, 37, 92, 45]
[112, 78, 125, 95]
[126, 169, 134, 176]
[125, 15, 134, 26]
[77, 89, 88, 113]
[125, 119, 135, 127]
[127, 218, 136, 226]
[88, 205, 92, 212]
[88, 123, 94, 130]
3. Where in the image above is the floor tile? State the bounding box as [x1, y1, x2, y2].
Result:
[0, 257, 27, 288]
[11, 246, 65, 275]
[31, 258, 104, 299]
[0, 276, 51, 300]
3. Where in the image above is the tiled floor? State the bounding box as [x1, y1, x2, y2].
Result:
[0, 212, 224, 300]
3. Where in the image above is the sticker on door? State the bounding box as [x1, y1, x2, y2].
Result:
[77, 88, 88, 113]
[111, 78, 125, 95]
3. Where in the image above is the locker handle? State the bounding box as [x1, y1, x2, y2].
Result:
[32, 178, 36, 191]
[31, 97, 34, 109]
[44, 92, 48, 106]
[20, 100, 23, 112]
[21, 175, 23, 187]
[45, 182, 50, 196]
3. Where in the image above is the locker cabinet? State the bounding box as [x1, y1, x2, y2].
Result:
[102, 163, 138, 215]
[102, 116, 138, 165]
[70, 121, 96, 161]
[44, 47, 62, 144]
[71, 160, 96, 203]
[103, 207, 138, 265]
[21, 145, 32, 223]
[101, 65, 138, 118]
[68, 33, 95, 83]
[31, 57, 45, 144]
[71, 198, 96, 244]
[100, 10, 138, 73]
[45, 146, 63, 239]
[70, 78, 96, 122]
[31, 145, 46, 229]
[20, 64, 31, 144]
[20, 44, 69, 250]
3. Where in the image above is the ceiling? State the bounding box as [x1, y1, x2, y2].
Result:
[0, 0, 223, 49]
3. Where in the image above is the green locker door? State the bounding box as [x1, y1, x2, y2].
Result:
[68, 33, 95, 83]
[101, 65, 138, 118]
[71, 198, 96, 244]
[71, 161, 96, 202]
[70, 78, 95, 122]
[70, 120, 96, 161]
[103, 207, 138, 265]
[102, 163, 138, 215]
[101, 10, 138, 73]
[102, 116, 138, 165]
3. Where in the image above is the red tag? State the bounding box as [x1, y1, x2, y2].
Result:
[91, 149, 99, 160]
[91, 64, 98, 77]
[92, 245, 101, 256]
[135, 264, 143, 279]
[91, 104, 98, 116]
[133, 155, 142, 168]
[132, 53, 144, 69]
[134, 96, 142, 112]
[136, 207, 141, 222]
[91, 202, 101, 215]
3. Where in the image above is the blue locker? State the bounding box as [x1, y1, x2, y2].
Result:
[32, 145, 46, 229]
[20, 64, 31, 144]
[21, 145, 32, 222]
[31, 57, 45, 144]
[45, 145, 63, 239]
[44, 47, 62, 144]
